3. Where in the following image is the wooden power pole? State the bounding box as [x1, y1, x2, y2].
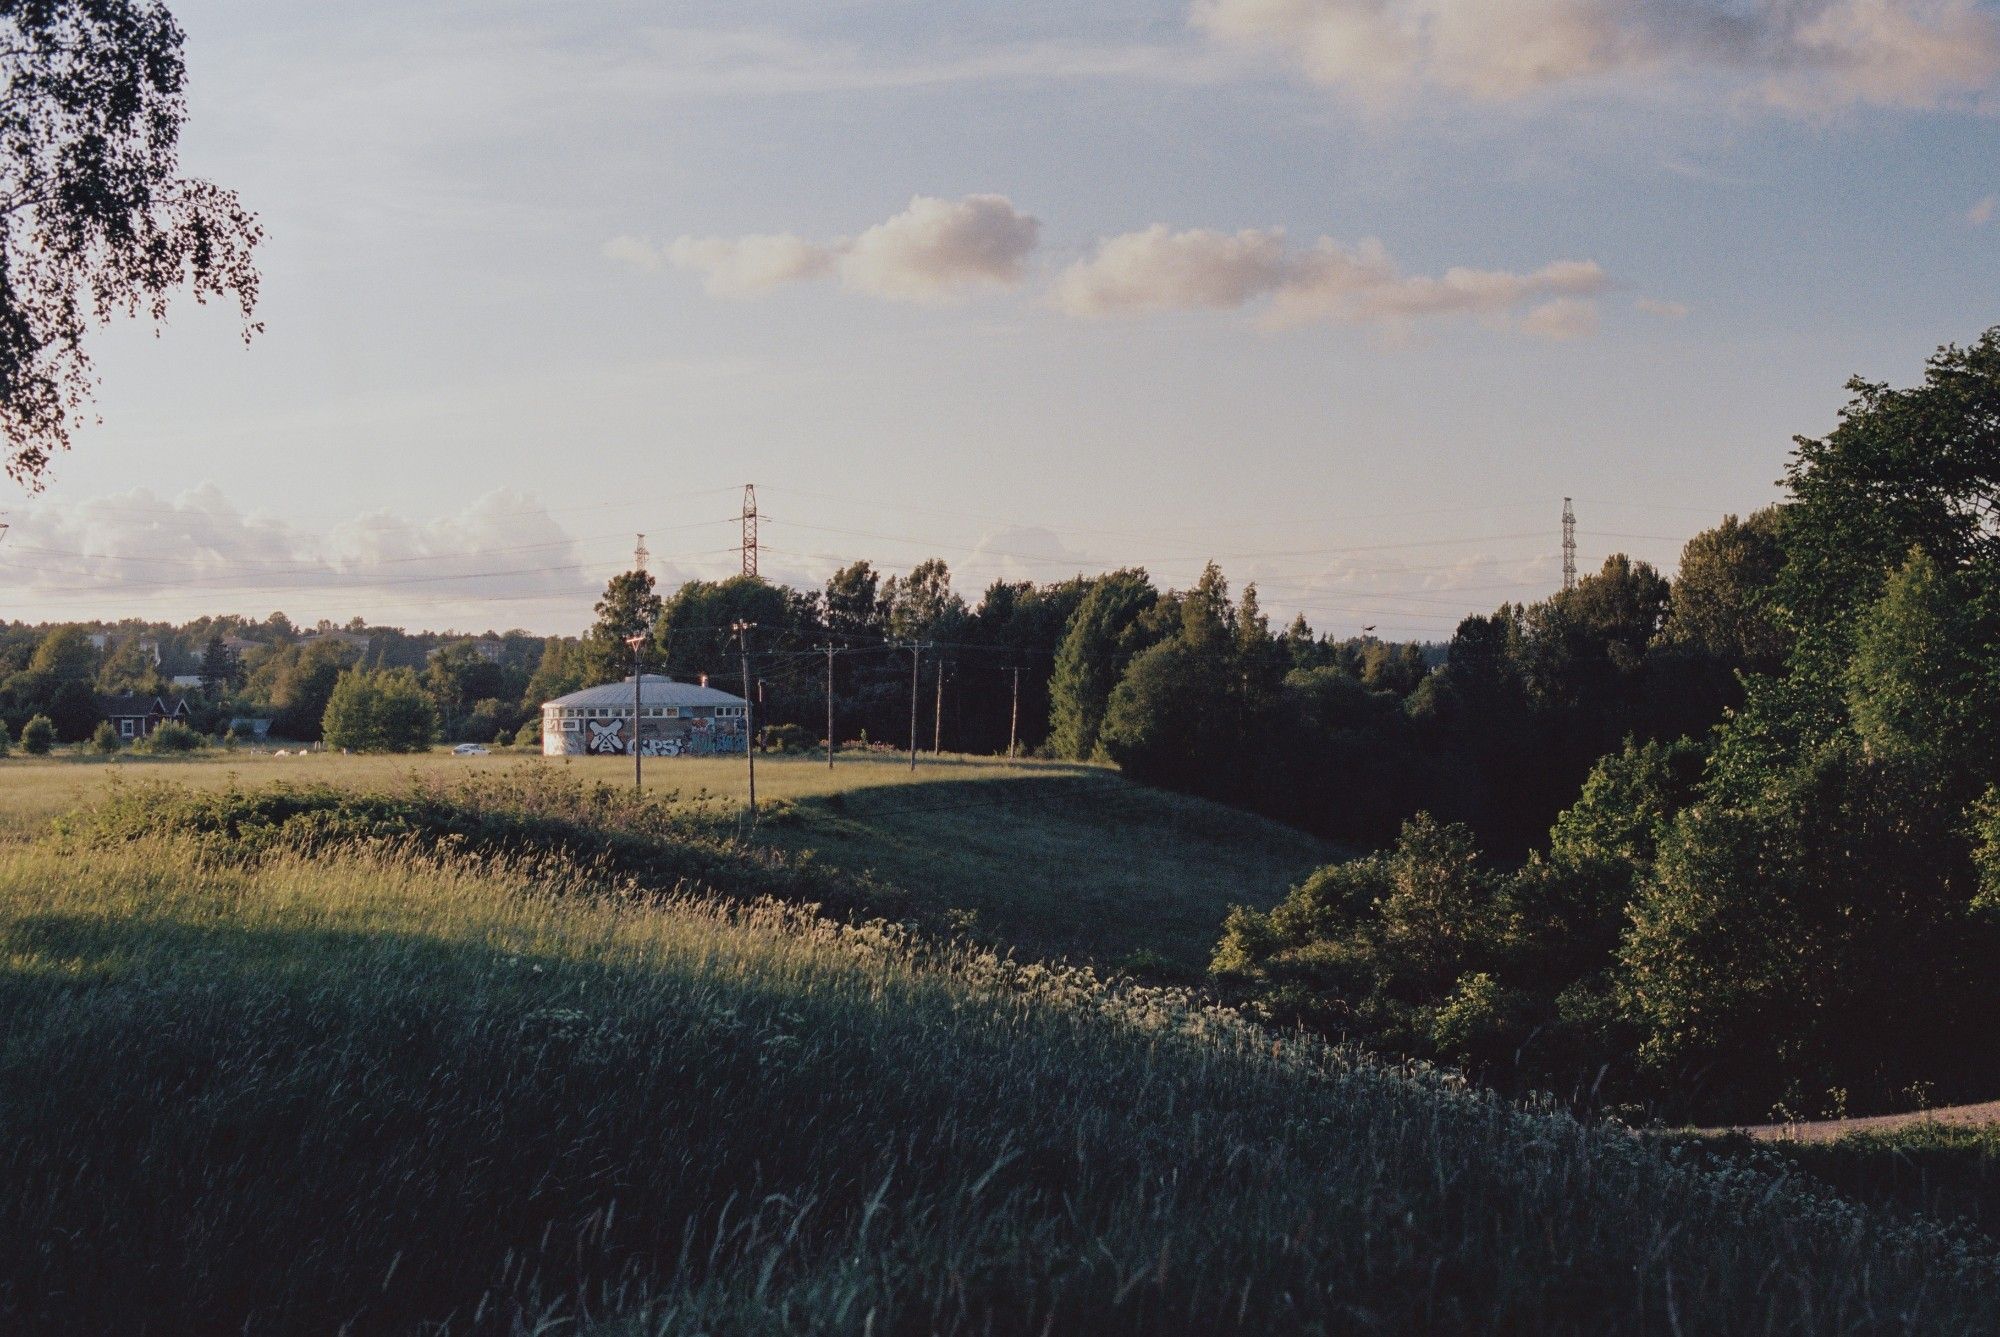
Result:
[733, 621, 757, 827]
[1008, 666, 1022, 760]
[824, 642, 835, 770]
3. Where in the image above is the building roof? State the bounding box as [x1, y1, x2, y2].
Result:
[97, 694, 190, 718]
[543, 674, 746, 710]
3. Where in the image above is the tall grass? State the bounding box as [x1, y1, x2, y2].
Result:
[0, 839, 1995, 1333]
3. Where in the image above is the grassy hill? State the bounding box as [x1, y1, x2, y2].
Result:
[0, 751, 1333, 970]
[3, 827, 1997, 1333]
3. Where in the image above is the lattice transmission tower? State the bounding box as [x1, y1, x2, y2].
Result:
[740, 484, 759, 578]
[633, 533, 649, 574]
[1561, 497, 1577, 592]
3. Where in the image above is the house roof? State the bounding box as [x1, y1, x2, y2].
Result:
[96, 694, 190, 718]
[543, 674, 746, 710]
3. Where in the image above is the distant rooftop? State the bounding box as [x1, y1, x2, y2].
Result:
[542, 674, 745, 709]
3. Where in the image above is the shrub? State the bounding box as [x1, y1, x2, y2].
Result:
[135, 721, 204, 754]
[512, 717, 541, 748]
[90, 722, 121, 754]
[20, 715, 54, 756]
[759, 722, 811, 753]
[0, 720, 13, 757]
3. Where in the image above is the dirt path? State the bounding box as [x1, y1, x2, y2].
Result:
[1712, 1100, 2000, 1144]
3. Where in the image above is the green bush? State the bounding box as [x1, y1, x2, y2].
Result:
[512, 717, 541, 748]
[0, 720, 14, 757]
[90, 722, 121, 754]
[19, 715, 54, 756]
[135, 721, 204, 755]
[322, 667, 437, 753]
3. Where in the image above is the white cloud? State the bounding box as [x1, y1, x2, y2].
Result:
[1969, 193, 1998, 224]
[0, 486, 607, 629]
[661, 234, 837, 296]
[1053, 225, 1293, 315]
[619, 195, 1041, 304]
[1190, 0, 2000, 112]
[1636, 296, 1692, 317]
[1520, 296, 1602, 340]
[839, 195, 1042, 301]
[1056, 224, 1609, 335]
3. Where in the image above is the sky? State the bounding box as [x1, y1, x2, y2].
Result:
[1, 0, 1997, 640]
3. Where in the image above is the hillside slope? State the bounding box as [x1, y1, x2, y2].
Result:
[0, 752, 1334, 970]
[1, 837, 1994, 1333]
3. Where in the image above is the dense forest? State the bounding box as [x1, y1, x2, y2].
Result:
[6, 329, 1997, 1122]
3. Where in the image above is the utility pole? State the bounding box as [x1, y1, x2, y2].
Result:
[739, 484, 759, 579]
[1008, 666, 1022, 761]
[908, 642, 921, 771]
[1561, 497, 1577, 593]
[733, 620, 757, 826]
[932, 657, 945, 756]
[825, 642, 835, 770]
[625, 633, 647, 793]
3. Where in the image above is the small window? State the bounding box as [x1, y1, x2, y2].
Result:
[561, 719, 579, 732]
[119, 719, 135, 738]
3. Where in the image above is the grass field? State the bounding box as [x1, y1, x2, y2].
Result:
[0, 750, 1331, 969]
[4, 835, 1997, 1333]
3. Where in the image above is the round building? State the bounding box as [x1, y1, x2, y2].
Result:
[541, 674, 749, 757]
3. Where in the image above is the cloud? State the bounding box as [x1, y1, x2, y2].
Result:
[617, 195, 1041, 303]
[840, 195, 1042, 301]
[1189, 0, 2000, 112]
[1056, 224, 1609, 335]
[0, 485, 607, 629]
[1052, 225, 1293, 315]
[1520, 296, 1601, 340]
[1970, 193, 1999, 224]
[662, 234, 837, 296]
[1635, 296, 1692, 318]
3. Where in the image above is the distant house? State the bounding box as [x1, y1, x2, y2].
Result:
[169, 673, 206, 690]
[540, 675, 748, 757]
[97, 693, 194, 741]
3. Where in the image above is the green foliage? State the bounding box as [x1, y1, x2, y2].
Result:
[90, 722, 119, 754]
[1845, 549, 1991, 770]
[0, 721, 10, 757]
[134, 721, 203, 755]
[321, 668, 437, 753]
[0, 0, 260, 484]
[19, 715, 53, 755]
[26, 626, 95, 681]
[580, 569, 662, 686]
[1048, 569, 1157, 760]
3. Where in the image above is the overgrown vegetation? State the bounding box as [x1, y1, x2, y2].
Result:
[1214, 330, 2000, 1123]
[2, 833, 1996, 1333]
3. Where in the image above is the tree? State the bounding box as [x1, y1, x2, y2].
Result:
[48, 679, 97, 741]
[1048, 569, 1157, 760]
[882, 559, 965, 642]
[579, 570, 661, 685]
[91, 720, 119, 753]
[322, 668, 436, 753]
[28, 626, 96, 681]
[0, 0, 261, 485]
[822, 560, 884, 640]
[1658, 508, 1789, 675]
[20, 714, 53, 754]
[0, 720, 10, 756]
[1844, 548, 1990, 772]
[197, 634, 241, 693]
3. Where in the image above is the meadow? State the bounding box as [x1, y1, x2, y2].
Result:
[0, 749, 1330, 969]
[5, 830, 2000, 1333]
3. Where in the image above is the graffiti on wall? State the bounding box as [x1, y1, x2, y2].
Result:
[576, 714, 745, 757]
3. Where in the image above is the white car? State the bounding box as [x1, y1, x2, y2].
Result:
[452, 743, 491, 756]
